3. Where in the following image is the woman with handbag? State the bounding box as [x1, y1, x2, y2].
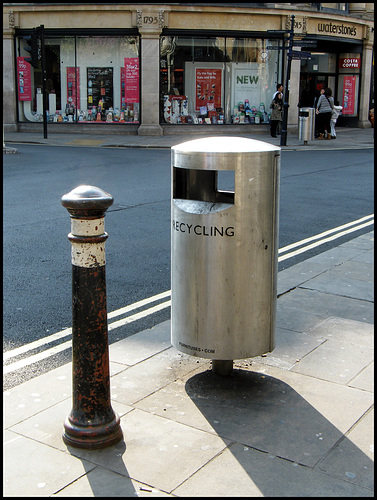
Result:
[270, 92, 283, 138]
[315, 87, 334, 140]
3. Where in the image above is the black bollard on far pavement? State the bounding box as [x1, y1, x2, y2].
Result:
[61, 185, 123, 449]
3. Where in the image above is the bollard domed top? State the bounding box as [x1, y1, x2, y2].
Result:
[61, 185, 113, 218]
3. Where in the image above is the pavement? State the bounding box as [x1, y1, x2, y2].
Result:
[3, 127, 374, 496]
[3, 124, 375, 152]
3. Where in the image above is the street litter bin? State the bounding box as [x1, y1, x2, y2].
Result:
[298, 107, 315, 144]
[171, 137, 280, 374]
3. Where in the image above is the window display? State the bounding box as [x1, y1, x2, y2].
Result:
[16, 35, 140, 124]
[337, 52, 360, 118]
[160, 36, 280, 125]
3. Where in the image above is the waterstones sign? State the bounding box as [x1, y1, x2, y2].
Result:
[317, 22, 358, 37]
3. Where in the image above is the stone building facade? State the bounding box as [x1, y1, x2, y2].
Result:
[3, 3, 374, 134]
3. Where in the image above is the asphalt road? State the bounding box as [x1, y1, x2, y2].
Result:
[3, 145, 374, 388]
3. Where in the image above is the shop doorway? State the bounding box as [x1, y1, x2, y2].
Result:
[299, 73, 328, 108]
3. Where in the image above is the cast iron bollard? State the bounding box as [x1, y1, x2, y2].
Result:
[61, 185, 123, 449]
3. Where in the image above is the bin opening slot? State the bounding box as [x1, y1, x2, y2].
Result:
[173, 167, 234, 204]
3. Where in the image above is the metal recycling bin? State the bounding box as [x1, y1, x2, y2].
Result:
[171, 137, 280, 366]
[298, 107, 315, 144]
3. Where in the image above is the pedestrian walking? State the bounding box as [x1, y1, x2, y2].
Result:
[316, 87, 334, 140]
[330, 103, 343, 139]
[270, 92, 283, 138]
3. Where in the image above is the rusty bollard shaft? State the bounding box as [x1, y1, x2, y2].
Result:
[61, 185, 123, 449]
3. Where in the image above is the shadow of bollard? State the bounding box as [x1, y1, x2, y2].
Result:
[63, 441, 137, 496]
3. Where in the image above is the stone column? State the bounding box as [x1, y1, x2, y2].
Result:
[3, 10, 18, 132]
[288, 58, 301, 130]
[135, 9, 166, 136]
[349, 3, 366, 15]
[358, 33, 374, 128]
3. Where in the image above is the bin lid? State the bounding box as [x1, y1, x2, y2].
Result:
[172, 136, 280, 170]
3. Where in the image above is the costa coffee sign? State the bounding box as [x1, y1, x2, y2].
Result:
[339, 57, 360, 69]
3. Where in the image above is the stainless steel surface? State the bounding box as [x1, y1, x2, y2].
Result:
[298, 107, 315, 143]
[171, 137, 280, 361]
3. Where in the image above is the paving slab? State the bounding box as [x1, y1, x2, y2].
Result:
[276, 301, 327, 333]
[53, 465, 173, 497]
[3, 360, 129, 429]
[350, 248, 374, 264]
[277, 261, 331, 295]
[8, 397, 133, 452]
[3, 363, 72, 429]
[134, 362, 373, 468]
[338, 234, 374, 251]
[302, 245, 370, 267]
[110, 346, 206, 405]
[300, 261, 373, 301]
[64, 409, 230, 494]
[252, 327, 326, 370]
[173, 442, 373, 497]
[316, 408, 374, 491]
[277, 287, 374, 325]
[348, 362, 374, 392]
[306, 316, 374, 346]
[109, 320, 171, 366]
[3, 430, 96, 497]
[290, 337, 374, 384]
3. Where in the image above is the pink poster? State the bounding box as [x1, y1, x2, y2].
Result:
[195, 69, 222, 110]
[66, 67, 80, 105]
[342, 76, 356, 115]
[124, 58, 139, 103]
[17, 57, 32, 101]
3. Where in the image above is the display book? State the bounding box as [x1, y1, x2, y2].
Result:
[163, 94, 224, 124]
[232, 100, 270, 124]
[46, 97, 139, 123]
[163, 95, 270, 124]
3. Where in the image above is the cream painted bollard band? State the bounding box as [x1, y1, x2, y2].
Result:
[68, 218, 107, 267]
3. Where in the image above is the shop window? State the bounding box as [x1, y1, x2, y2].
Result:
[160, 36, 280, 125]
[225, 38, 279, 124]
[16, 35, 139, 124]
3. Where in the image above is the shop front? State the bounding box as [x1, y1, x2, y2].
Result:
[297, 17, 372, 128]
[3, 4, 373, 135]
[159, 34, 281, 127]
[15, 30, 140, 127]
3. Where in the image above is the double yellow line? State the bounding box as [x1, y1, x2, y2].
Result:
[4, 215, 373, 375]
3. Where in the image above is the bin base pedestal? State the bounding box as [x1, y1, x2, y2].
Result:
[212, 360, 233, 376]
